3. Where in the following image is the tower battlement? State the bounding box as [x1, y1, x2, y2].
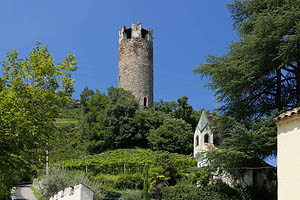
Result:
[119, 22, 153, 44]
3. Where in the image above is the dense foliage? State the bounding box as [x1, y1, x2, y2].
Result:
[194, 0, 300, 120]
[79, 87, 199, 155]
[0, 43, 77, 198]
[148, 118, 193, 154]
[192, 1, 283, 198]
[61, 149, 196, 175]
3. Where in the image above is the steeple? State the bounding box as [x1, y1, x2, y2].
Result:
[193, 111, 215, 157]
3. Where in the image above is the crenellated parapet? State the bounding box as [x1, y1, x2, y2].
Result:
[119, 22, 153, 44]
[49, 183, 94, 200]
[118, 22, 154, 109]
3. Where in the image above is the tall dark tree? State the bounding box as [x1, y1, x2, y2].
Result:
[194, 0, 300, 120]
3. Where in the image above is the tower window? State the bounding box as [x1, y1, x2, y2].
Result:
[144, 97, 147, 107]
[142, 29, 148, 38]
[204, 134, 209, 143]
[125, 28, 132, 39]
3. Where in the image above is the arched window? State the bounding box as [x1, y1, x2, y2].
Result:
[196, 135, 199, 146]
[204, 134, 209, 143]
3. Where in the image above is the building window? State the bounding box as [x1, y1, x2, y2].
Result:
[144, 97, 147, 107]
[196, 135, 199, 146]
[204, 134, 209, 143]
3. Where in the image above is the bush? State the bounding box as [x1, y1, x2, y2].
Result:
[35, 167, 104, 200]
[92, 174, 118, 187]
[161, 181, 242, 200]
[115, 174, 144, 190]
[120, 190, 143, 200]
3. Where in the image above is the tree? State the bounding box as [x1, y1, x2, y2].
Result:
[147, 118, 193, 154]
[0, 42, 77, 197]
[154, 96, 201, 130]
[132, 109, 170, 148]
[80, 87, 140, 153]
[79, 88, 109, 153]
[102, 87, 139, 149]
[194, 0, 300, 120]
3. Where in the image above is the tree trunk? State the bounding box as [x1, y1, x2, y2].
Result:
[275, 68, 283, 111]
[296, 62, 300, 106]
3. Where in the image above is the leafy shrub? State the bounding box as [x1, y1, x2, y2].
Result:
[35, 167, 104, 200]
[115, 174, 144, 190]
[120, 189, 143, 200]
[101, 185, 121, 199]
[161, 181, 242, 200]
[92, 174, 118, 187]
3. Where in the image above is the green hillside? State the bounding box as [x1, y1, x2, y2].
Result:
[61, 148, 197, 175]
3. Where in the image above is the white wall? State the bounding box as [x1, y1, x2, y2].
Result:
[49, 184, 94, 200]
[277, 115, 300, 200]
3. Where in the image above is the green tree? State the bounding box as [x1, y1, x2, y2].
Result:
[0, 42, 77, 197]
[147, 118, 193, 154]
[80, 88, 109, 153]
[102, 87, 139, 149]
[80, 87, 140, 153]
[154, 97, 201, 130]
[132, 109, 170, 148]
[149, 167, 170, 200]
[194, 0, 300, 120]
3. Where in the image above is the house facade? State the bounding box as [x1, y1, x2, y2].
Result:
[275, 107, 300, 200]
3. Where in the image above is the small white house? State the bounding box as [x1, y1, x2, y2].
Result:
[274, 107, 300, 200]
[49, 184, 94, 200]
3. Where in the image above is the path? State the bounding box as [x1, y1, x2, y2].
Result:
[11, 182, 36, 200]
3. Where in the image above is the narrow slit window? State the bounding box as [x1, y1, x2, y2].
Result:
[196, 135, 199, 146]
[144, 97, 147, 107]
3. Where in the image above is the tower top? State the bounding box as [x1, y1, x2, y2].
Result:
[197, 111, 209, 132]
[119, 22, 153, 44]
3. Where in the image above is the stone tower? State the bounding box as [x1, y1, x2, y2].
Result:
[118, 22, 153, 108]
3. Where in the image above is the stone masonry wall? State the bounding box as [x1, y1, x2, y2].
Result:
[118, 23, 153, 108]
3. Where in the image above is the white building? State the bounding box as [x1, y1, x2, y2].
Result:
[49, 184, 94, 200]
[193, 111, 216, 167]
[194, 111, 272, 189]
[275, 107, 300, 200]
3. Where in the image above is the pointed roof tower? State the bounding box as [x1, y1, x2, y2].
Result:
[197, 111, 209, 132]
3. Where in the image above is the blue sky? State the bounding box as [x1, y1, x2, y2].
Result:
[0, 0, 237, 112]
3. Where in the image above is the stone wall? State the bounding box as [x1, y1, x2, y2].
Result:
[118, 22, 153, 108]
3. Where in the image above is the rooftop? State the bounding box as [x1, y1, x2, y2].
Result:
[274, 107, 300, 122]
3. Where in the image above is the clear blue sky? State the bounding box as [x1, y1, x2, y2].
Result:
[0, 0, 237, 112]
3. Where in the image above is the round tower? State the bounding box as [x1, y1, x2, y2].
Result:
[118, 22, 153, 108]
